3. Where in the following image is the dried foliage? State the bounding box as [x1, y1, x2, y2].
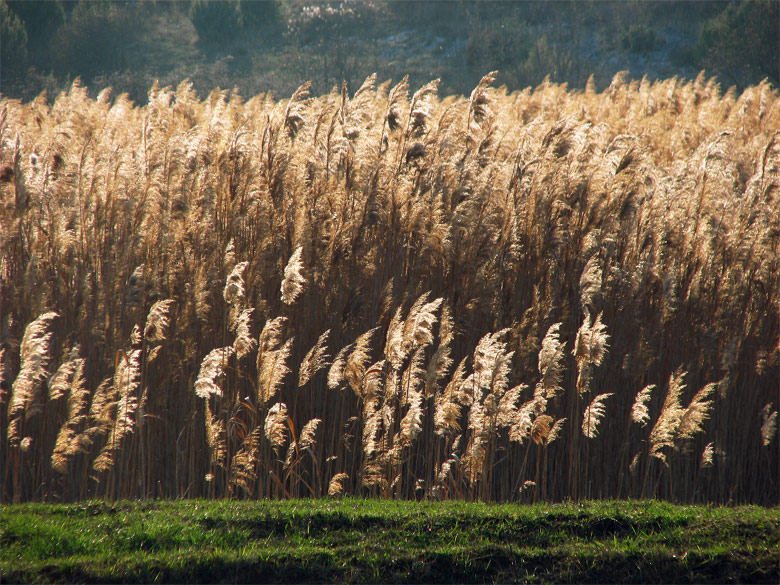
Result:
[1, 73, 778, 503]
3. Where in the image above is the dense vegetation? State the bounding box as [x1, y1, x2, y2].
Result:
[1, 72, 778, 504]
[1, 499, 778, 583]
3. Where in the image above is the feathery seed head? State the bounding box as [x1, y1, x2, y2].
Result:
[144, 299, 175, 343]
[760, 403, 777, 447]
[328, 343, 354, 390]
[233, 308, 257, 359]
[264, 402, 289, 450]
[329, 472, 349, 496]
[224, 261, 248, 306]
[298, 329, 331, 387]
[582, 393, 613, 438]
[537, 322, 565, 398]
[574, 312, 610, 393]
[281, 247, 306, 305]
[631, 384, 655, 427]
[531, 414, 554, 446]
[195, 347, 235, 399]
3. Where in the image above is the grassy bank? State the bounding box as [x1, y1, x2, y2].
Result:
[1, 499, 778, 583]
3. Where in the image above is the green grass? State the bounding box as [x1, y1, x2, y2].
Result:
[1, 499, 777, 583]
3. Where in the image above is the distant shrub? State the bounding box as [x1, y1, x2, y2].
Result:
[620, 24, 658, 54]
[6, 0, 64, 41]
[465, 18, 533, 70]
[51, 1, 142, 78]
[241, 0, 281, 29]
[694, 0, 778, 83]
[189, 0, 281, 45]
[385, 0, 468, 31]
[519, 35, 585, 86]
[189, 0, 243, 45]
[1, 0, 28, 77]
[284, 0, 387, 42]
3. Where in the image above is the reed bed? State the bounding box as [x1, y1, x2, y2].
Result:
[1, 72, 778, 504]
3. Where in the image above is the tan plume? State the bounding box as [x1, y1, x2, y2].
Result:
[547, 417, 567, 444]
[409, 297, 443, 348]
[468, 70, 497, 128]
[497, 384, 527, 429]
[537, 322, 565, 399]
[761, 403, 778, 447]
[328, 472, 349, 496]
[579, 255, 602, 314]
[281, 247, 306, 305]
[573, 312, 610, 393]
[345, 327, 378, 396]
[259, 316, 288, 353]
[195, 347, 235, 399]
[385, 75, 409, 133]
[531, 414, 554, 445]
[144, 299, 175, 343]
[229, 426, 262, 496]
[204, 400, 227, 468]
[582, 393, 613, 439]
[434, 357, 467, 436]
[233, 308, 257, 360]
[328, 343, 353, 390]
[298, 329, 331, 387]
[8, 311, 59, 444]
[284, 82, 312, 138]
[649, 369, 687, 464]
[51, 357, 89, 473]
[92, 349, 141, 473]
[264, 402, 289, 451]
[285, 417, 321, 468]
[700, 442, 714, 468]
[509, 397, 547, 444]
[630, 384, 655, 427]
[258, 337, 293, 404]
[224, 261, 248, 306]
[677, 382, 716, 441]
[48, 346, 83, 401]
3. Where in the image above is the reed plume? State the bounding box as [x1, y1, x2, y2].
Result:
[8, 312, 59, 444]
[649, 369, 688, 464]
[345, 328, 379, 396]
[224, 261, 248, 306]
[233, 309, 257, 360]
[281, 247, 306, 304]
[265, 402, 289, 451]
[573, 313, 610, 394]
[92, 349, 141, 473]
[144, 299, 175, 343]
[537, 323, 565, 399]
[50, 356, 89, 473]
[531, 414, 554, 446]
[327, 343, 353, 390]
[582, 393, 613, 439]
[48, 346, 83, 401]
[760, 404, 777, 447]
[195, 347, 235, 399]
[258, 338, 293, 404]
[328, 472, 349, 496]
[631, 384, 655, 427]
[298, 330, 331, 387]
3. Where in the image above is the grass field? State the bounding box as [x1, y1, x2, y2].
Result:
[1, 499, 778, 583]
